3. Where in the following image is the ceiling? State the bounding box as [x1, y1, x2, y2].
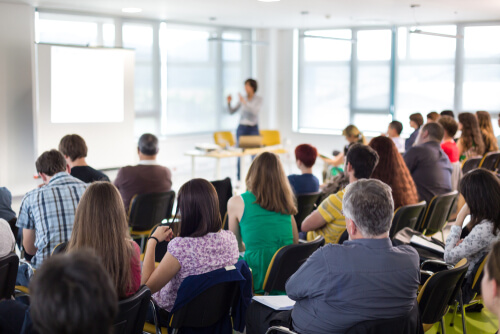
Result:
[5, 0, 500, 28]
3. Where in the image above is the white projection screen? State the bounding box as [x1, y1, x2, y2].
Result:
[36, 44, 136, 169]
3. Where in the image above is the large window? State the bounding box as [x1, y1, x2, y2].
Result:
[36, 11, 252, 136]
[297, 23, 500, 136]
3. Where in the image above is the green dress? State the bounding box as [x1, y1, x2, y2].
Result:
[239, 191, 293, 294]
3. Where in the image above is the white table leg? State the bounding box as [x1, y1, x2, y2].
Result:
[216, 158, 221, 180]
[191, 156, 196, 179]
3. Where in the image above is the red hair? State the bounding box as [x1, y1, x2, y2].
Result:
[295, 144, 318, 168]
[368, 136, 419, 209]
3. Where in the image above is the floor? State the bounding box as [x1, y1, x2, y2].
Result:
[427, 305, 498, 334]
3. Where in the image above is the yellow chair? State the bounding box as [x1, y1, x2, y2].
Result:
[213, 131, 235, 147]
[260, 130, 281, 146]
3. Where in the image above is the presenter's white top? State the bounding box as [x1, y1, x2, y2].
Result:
[228, 95, 262, 126]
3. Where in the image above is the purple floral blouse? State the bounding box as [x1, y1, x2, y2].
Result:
[152, 230, 239, 312]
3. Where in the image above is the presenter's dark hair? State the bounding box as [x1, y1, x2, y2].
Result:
[176, 178, 222, 238]
[389, 121, 403, 135]
[36, 150, 67, 176]
[409, 113, 424, 128]
[245, 78, 258, 93]
[138, 133, 159, 156]
[29, 250, 118, 334]
[59, 134, 88, 161]
[345, 144, 379, 180]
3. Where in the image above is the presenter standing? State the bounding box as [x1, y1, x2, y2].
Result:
[227, 78, 262, 180]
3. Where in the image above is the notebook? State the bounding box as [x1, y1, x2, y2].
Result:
[410, 235, 445, 256]
[252, 295, 296, 311]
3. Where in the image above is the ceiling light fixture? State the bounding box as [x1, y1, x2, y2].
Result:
[409, 29, 463, 39]
[122, 7, 142, 13]
[207, 37, 268, 46]
[299, 34, 356, 43]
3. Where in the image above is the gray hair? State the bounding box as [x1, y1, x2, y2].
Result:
[342, 179, 394, 237]
[138, 133, 159, 156]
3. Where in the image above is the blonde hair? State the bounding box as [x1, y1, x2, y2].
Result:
[67, 182, 134, 299]
[245, 152, 298, 215]
[342, 125, 366, 144]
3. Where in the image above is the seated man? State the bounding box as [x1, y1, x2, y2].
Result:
[59, 134, 110, 183]
[404, 122, 452, 203]
[301, 144, 379, 244]
[0, 250, 118, 334]
[246, 179, 420, 334]
[287, 144, 319, 195]
[387, 120, 405, 153]
[16, 150, 87, 283]
[114, 133, 172, 211]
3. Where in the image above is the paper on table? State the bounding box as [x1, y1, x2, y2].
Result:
[252, 295, 296, 311]
[410, 235, 444, 256]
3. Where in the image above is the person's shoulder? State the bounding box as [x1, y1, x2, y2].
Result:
[392, 244, 420, 262]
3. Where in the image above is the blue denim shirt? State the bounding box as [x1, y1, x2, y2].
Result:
[286, 238, 420, 334]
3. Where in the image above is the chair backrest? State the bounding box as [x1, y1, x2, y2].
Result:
[211, 177, 233, 224]
[52, 242, 68, 255]
[169, 280, 240, 330]
[262, 236, 325, 294]
[345, 300, 422, 334]
[479, 151, 500, 172]
[390, 202, 427, 239]
[462, 157, 483, 174]
[260, 130, 281, 146]
[128, 191, 176, 231]
[418, 191, 458, 236]
[294, 192, 321, 231]
[114, 285, 151, 334]
[0, 253, 19, 300]
[418, 259, 469, 325]
[214, 131, 236, 148]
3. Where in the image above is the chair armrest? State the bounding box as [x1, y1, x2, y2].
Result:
[420, 259, 452, 271]
[265, 326, 298, 334]
[15, 285, 30, 299]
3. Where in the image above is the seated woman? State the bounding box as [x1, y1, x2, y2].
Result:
[142, 178, 239, 314]
[444, 169, 500, 277]
[368, 136, 419, 209]
[477, 110, 499, 154]
[321, 125, 366, 167]
[288, 144, 320, 195]
[481, 240, 500, 328]
[228, 152, 299, 294]
[67, 181, 141, 299]
[457, 112, 485, 161]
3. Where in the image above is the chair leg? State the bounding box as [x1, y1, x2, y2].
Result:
[440, 229, 445, 243]
[171, 329, 177, 334]
[140, 236, 146, 253]
[450, 301, 458, 326]
[459, 291, 467, 334]
[440, 317, 446, 334]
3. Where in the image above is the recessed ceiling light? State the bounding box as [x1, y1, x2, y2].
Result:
[122, 7, 142, 13]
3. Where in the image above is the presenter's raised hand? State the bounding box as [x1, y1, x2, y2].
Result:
[227, 95, 232, 104]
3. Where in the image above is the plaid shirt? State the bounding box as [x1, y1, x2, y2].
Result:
[17, 172, 87, 269]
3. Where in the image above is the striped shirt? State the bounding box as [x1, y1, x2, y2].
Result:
[307, 189, 346, 244]
[16, 172, 87, 269]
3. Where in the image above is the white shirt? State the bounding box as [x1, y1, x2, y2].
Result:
[391, 137, 406, 153]
[228, 95, 262, 126]
[138, 160, 158, 165]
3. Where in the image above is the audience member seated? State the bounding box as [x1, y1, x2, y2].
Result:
[0, 187, 16, 224]
[406, 113, 424, 151]
[67, 181, 141, 299]
[476, 111, 499, 154]
[16, 150, 87, 285]
[0, 250, 118, 334]
[321, 125, 366, 167]
[481, 240, 500, 329]
[301, 144, 379, 244]
[457, 112, 485, 161]
[369, 136, 419, 209]
[246, 179, 420, 334]
[59, 134, 110, 183]
[404, 123, 452, 203]
[444, 169, 500, 277]
[438, 115, 459, 163]
[427, 111, 440, 123]
[0, 219, 15, 257]
[228, 152, 298, 294]
[143, 178, 239, 315]
[288, 144, 319, 195]
[387, 120, 405, 153]
[114, 133, 172, 211]
[440, 110, 455, 118]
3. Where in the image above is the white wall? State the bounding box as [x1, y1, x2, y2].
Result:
[0, 3, 38, 195]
